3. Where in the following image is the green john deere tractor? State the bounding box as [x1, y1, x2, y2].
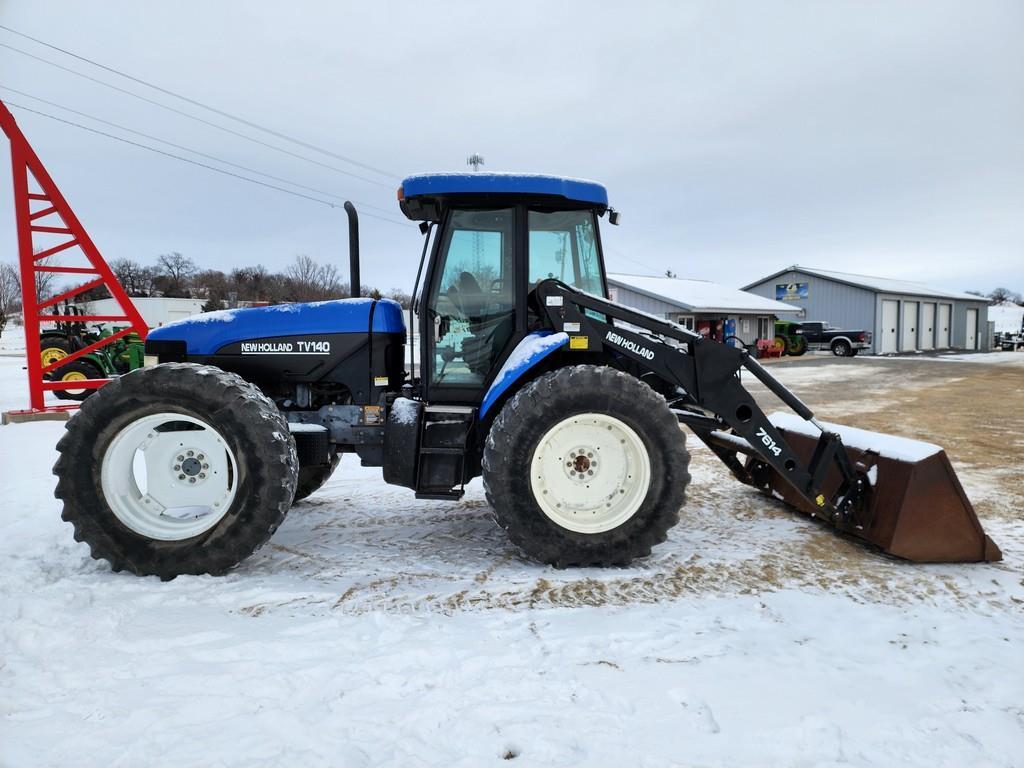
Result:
[772, 319, 807, 357]
[41, 304, 146, 401]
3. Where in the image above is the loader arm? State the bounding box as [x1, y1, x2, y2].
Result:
[534, 279, 868, 523]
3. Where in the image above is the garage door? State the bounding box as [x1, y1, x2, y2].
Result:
[881, 300, 899, 353]
[920, 303, 935, 350]
[965, 308, 978, 350]
[901, 301, 918, 351]
[937, 304, 951, 348]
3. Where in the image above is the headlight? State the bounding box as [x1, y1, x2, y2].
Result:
[143, 355, 159, 367]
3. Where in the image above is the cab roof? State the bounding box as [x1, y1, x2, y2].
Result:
[399, 173, 608, 220]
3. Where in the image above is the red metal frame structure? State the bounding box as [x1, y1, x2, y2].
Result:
[1, 99, 147, 420]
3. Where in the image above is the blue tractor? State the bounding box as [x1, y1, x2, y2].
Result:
[53, 173, 999, 578]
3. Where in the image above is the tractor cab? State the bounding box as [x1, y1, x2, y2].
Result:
[399, 173, 615, 404]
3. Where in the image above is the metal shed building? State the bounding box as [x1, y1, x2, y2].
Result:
[606, 273, 800, 346]
[741, 266, 990, 354]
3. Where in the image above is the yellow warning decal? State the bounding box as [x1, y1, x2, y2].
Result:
[815, 494, 826, 507]
[373, 376, 389, 386]
[569, 335, 589, 350]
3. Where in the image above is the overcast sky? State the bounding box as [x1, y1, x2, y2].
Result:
[1, 1, 1021, 295]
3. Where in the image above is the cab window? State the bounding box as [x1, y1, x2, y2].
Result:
[528, 210, 604, 295]
[426, 208, 516, 387]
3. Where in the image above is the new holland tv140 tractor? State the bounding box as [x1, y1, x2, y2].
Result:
[54, 174, 1001, 579]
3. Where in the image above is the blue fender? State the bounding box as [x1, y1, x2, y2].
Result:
[479, 331, 569, 419]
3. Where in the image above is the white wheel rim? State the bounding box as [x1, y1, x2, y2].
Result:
[530, 412, 652, 534]
[100, 412, 238, 541]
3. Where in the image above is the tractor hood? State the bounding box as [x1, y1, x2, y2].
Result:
[147, 298, 405, 356]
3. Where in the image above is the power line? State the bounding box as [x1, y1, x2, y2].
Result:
[0, 24, 399, 181]
[5, 101, 412, 227]
[0, 41, 395, 190]
[0, 84, 400, 219]
[604, 246, 664, 276]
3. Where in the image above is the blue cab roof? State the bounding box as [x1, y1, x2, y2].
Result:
[401, 173, 608, 207]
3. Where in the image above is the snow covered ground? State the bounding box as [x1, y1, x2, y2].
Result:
[1, 347, 1022, 767]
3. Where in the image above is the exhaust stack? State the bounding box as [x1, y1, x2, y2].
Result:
[344, 201, 360, 299]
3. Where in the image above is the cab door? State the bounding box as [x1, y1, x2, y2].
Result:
[421, 208, 518, 403]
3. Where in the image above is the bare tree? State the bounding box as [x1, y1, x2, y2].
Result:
[109, 258, 160, 297]
[988, 287, 1022, 305]
[34, 267, 57, 303]
[285, 255, 344, 302]
[0, 262, 21, 334]
[385, 288, 412, 309]
[155, 252, 197, 297]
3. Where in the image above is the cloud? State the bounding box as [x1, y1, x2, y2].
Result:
[1, 0, 1020, 294]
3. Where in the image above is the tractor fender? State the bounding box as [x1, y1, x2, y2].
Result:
[478, 331, 568, 419]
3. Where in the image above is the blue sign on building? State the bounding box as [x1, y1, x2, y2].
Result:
[776, 282, 809, 302]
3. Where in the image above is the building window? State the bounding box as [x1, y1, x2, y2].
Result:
[757, 317, 771, 339]
[677, 315, 695, 330]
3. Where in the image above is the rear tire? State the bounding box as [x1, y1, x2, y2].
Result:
[831, 339, 852, 357]
[52, 358, 104, 401]
[54, 363, 298, 579]
[483, 365, 691, 567]
[787, 336, 808, 356]
[293, 454, 341, 502]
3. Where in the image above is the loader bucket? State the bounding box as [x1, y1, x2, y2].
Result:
[747, 413, 1002, 563]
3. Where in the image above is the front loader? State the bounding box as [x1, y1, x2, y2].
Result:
[53, 173, 1001, 578]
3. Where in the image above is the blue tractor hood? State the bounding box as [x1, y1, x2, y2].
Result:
[148, 298, 405, 355]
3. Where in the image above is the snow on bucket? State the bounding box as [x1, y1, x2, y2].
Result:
[748, 413, 1002, 563]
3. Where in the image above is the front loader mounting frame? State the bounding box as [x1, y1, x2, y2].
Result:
[534, 279, 868, 525]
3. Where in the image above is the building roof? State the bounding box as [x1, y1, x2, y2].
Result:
[741, 265, 983, 301]
[607, 273, 801, 315]
[401, 173, 608, 206]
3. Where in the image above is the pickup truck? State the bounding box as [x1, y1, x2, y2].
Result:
[797, 320, 872, 357]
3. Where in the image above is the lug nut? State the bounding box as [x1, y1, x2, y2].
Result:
[202, 463, 209, 470]
[588, 470, 594, 476]
[177, 455, 184, 462]
[197, 454, 204, 461]
[174, 464, 181, 471]
[178, 473, 185, 480]
[187, 450, 194, 457]
[189, 477, 196, 484]
[199, 473, 206, 479]
[587, 452, 593, 458]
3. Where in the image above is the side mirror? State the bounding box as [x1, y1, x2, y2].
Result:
[608, 208, 621, 226]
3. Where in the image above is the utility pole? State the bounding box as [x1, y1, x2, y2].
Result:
[467, 154, 485, 270]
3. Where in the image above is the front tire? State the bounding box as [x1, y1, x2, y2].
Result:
[54, 363, 298, 579]
[483, 365, 691, 567]
[40, 335, 72, 368]
[52, 358, 104, 401]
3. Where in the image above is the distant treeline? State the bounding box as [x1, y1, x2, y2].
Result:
[97, 252, 412, 311]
